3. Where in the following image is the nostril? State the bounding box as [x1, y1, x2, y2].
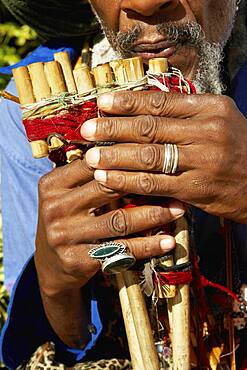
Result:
[122, 1, 178, 17]
[160, 2, 172, 9]
[160, 1, 178, 10]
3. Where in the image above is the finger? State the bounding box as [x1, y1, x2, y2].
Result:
[55, 234, 176, 280]
[54, 243, 101, 280]
[47, 180, 123, 218]
[54, 204, 185, 243]
[85, 144, 190, 172]
[118, 234, 176, 260]
[94, 169, 185, 198]
[81, 115, 196, 145]
[97, 91, 213, 118]
[39, 158, 94, 193]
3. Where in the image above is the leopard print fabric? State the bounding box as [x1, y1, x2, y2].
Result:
[17, 342, 132, 370]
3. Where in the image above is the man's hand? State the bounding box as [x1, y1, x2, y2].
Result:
[81, 91, 247, 224]
[35, 157, 184, 347]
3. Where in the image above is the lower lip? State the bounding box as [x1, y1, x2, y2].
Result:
[135, 47, 175, 62]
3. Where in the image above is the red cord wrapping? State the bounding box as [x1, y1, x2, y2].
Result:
[157, 268, 239, 302]
[23, 100, 97, 142]
[158, 271, 193, 285]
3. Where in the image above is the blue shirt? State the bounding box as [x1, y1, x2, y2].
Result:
[232, 61, 247, 117]
[0, 78, 52, 292]
[0, 45, 247, 368]
[0, 41, 104, 369]
[0, 38, 83, 292]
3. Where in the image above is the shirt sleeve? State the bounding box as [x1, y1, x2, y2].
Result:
[0, 256, 103, 369]
[0, 78, 53, 291]
[231, 61, 247, 118]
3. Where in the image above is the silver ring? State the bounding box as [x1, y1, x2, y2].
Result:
[88, 241, 136, 274]
[162, 143, 179, 174]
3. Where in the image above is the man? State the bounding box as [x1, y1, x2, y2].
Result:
[0, 0, 247, 369]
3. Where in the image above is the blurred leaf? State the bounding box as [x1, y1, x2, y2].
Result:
[0, 22, 39, 89]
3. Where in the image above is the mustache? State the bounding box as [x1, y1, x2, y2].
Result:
[115, 21, 205, 55]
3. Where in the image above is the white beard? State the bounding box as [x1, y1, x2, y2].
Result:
[91, 37, 118, 68]
[91, 36, 224, 94]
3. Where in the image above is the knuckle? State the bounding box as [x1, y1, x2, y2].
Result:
[138, 173, 157, 194]
[38, 173, 53, 196]
[101, 118, 119, 139]
[210, 117, 227, 137]
[38, 168, 60, 197]
[210, 116, 233, 148]
[57, 247, 78, 275]
[139, 145, 162, 170]
[134, 115, 158, 143]
[127, 238, 154, 259]
[141, 238, 156, 258]
[119, 92, 139, 114]
[46, 221, 67, 248]
[96, 182, 117, 195]
[110, 172, 127, 190]
[108, 209, 128, 236]
[62, 260, 77, 275]
[216, 95, 235, 116]
[148, 206, 166, 225]
[147, 92, 167, 115]
[41, 199, 57, 223]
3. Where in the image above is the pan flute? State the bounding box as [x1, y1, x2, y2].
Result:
[10, 53, 229, 370]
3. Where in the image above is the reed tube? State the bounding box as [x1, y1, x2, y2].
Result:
[13, 64, 50, 158]
[171, 217, 191, 370]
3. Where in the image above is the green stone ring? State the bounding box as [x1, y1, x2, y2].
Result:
[88, 242, 136, 274]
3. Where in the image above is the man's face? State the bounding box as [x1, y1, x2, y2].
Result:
[89, 0, 236, 81]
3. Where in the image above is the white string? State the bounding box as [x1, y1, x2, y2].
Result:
[147, 67, 192, 94]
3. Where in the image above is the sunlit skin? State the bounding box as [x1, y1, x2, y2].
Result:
[90, 0, 235, 78]
[34, 0, 247, 350]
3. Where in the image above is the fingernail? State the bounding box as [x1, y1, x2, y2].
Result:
[97, 93, 114, 111]
[160, 237, 175, 251]
[85, 148, 100, 167]
[81, 119, 97, 140]
[94, 170, 107, 183]
[170, 205, 185, 218]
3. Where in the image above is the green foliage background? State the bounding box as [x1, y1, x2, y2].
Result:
[0, 3, 39, 90]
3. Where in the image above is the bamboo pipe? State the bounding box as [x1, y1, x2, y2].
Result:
[122, 57, 145, 82]
[109, 60, 128, 85]
[12, 66, 35, 105]
[44, 61, 84, 163]
[54, 52, 77, 93]
[73, 65, 95, 95]
[13, 64, 49, 159]
[27, 62, 53, 159]
[111, 60, 160, 370]
[149, 58, 169, 74]
[149, 59, 176, 341]
[92, 63, 114, 93]
[171, 216, 191, 370]
[28, 62, 51, 101]
[44, 61, 67, 96]
[116, 274, 145, 370]
[149, 59, 191, 369]
[120, 271, 160, 370]
[158, 254, 177, 300]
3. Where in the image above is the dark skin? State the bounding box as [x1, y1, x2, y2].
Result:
[84, 91, 247, 223]
[35, 0, 247, 349]
[36, 159, 183, 346]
